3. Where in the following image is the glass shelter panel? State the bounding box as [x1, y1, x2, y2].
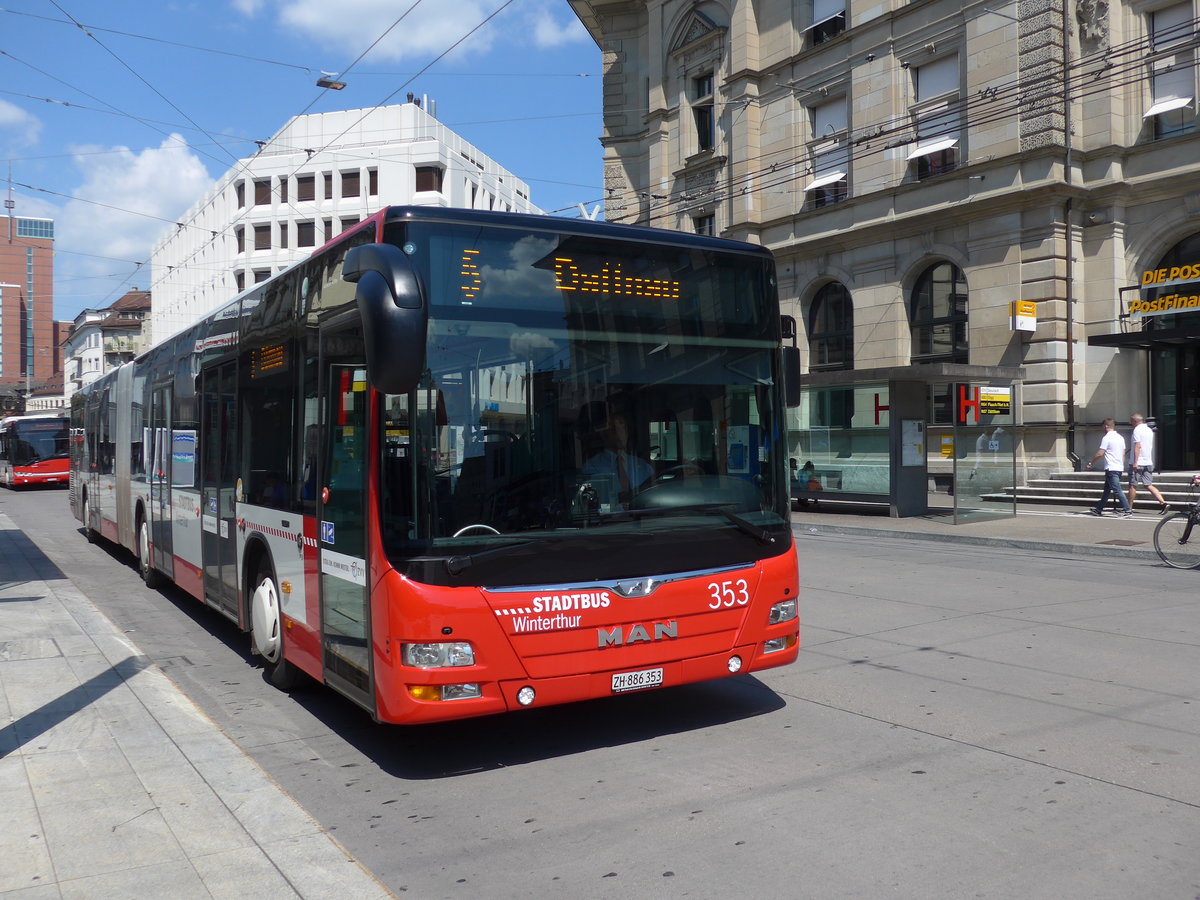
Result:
[945, 383, 1017, 522]
[789, 384, 891, 501]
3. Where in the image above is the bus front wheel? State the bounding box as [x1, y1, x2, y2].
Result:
[250, 563, 301, 690]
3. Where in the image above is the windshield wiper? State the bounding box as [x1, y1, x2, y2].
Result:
[445, 538, 543, 576]
[719, 509, 777, 546]
[616, 504, 777, 545]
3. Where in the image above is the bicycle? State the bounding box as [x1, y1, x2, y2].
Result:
[1153, 474, 1200, 568]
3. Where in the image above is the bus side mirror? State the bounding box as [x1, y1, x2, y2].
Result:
[343, 243, 428, 394]
[783, 346, 802, 408]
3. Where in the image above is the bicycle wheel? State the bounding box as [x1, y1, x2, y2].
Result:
[1153, 512, 1200, 568]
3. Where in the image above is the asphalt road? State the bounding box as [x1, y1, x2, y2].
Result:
[4, 486, 1199, 899]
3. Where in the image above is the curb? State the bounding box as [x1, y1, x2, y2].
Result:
[791, 521, 1163, 562]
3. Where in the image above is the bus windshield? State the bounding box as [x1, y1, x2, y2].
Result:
[6, 418, 70, 466]
[379, 220, 789, 587]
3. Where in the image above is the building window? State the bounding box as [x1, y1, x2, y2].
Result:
[368, 168, 379, 195]
[254, 179, 271, 205]
[235, 226, 245, 254]
[279, 222, 288, 249]
[809, 282, 854, 371]
[278, 178, 288, 204]
[806, 0, 845, 45]
[341, 217, 359, 233]
[806, 98, 849, 208]
[415, 166, 444, 192]
[1151, 2, 1193, 49]
[910, 262, 968, 364]
[235, 271, 245, 292]
[693, 214, 715, 236]
[253, 269, 270, 284]
[253, 224, 271, 250]
[1146, 4, 1196, 138]
[322, 172, 332, 200]
[341, 170, 360, 198]
[909, 54, 961, 179]
[297, 175, 315, 202]
[296, 221, 315, 247]
[692, 72, 715, 152]
[808, 174, 848, 208]
[235, 182, 246, 208]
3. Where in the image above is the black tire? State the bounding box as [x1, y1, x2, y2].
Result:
[82, 494, 98, 544]
[1153, 512, 1200, 569]
[250, 564, 302, 690]
[137, 517, 164, 588]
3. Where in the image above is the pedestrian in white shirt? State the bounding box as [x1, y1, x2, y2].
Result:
[1087, 418, 1132, 517]
[1126, 413, 1168, 514]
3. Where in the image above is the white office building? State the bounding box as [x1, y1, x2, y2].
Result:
[150, 100, 538, 342]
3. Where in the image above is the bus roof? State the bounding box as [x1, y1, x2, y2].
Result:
[379, 206, 776, 260]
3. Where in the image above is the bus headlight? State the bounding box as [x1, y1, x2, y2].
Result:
[402, 641, 475, 668]
[768, 598, 797, 625]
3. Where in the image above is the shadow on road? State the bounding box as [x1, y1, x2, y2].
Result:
[67, 524, 791, 781]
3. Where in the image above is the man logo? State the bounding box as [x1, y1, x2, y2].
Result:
[597, 620, 678, 648]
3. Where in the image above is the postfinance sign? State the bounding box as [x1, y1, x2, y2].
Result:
[1134, 263, 1200, 318]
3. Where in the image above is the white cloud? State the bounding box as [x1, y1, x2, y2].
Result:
[0, 99, 42, 148]
[53, 135, 213, 309]
[238, 0, 587, 61]
[528, 4, 588, 47]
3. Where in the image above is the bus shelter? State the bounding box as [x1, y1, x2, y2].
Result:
[789, 364, 1025, 522]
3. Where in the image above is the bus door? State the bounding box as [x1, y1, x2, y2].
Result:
[317, 321, 372, 707]
[199, 361, 239, 618]
[148, 384, 174, 579]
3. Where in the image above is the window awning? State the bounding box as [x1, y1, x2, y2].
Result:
[907, 137, 958, 160]
[804, 171, 847, 191]
[1144, 96, 1194, 117]
[804, 10, 845, 31]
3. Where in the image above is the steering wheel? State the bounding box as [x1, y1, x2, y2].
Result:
[453, 523, 501, 537]
[653, 463, 705, 484]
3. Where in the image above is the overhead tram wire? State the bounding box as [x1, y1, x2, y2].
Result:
[137, 0, 436, 297]
[0, 49, 245, 172]
[46, 1, 240, 165]
[0, 7, 311, 74]
[97, 0, 527, 312]
[626, 24, 1199, 226]
[629, 15, 1196, 218]
[286, 0, 428, 122]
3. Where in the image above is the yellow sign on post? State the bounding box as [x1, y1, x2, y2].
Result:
[1011, 300, 1037, 332]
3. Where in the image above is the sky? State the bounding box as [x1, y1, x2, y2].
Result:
[0, 0, 603, 323]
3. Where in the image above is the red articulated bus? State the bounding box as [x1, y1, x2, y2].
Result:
[70, 207, 800, 724]
[0, 413, 70, 487]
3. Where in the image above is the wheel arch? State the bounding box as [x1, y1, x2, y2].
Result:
[241, 533, 275, 627]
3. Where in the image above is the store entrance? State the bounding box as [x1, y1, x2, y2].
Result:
[1151, 345, 1200, 470]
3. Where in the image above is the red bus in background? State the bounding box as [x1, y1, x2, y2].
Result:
[0, 413, 70, 487]
[69, 207, 800, 725]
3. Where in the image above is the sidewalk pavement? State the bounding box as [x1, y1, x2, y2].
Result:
[0, 511, 394, 900]
[791, 496, 1173, 561]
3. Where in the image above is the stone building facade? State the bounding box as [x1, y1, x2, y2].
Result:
[570, 0, 1200, 473]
